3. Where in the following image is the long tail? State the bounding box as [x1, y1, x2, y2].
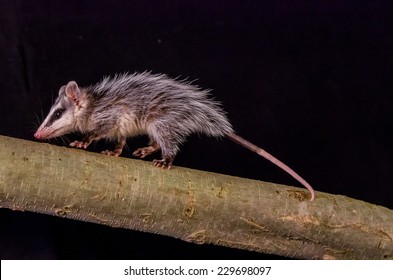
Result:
[227, 133, 315, 201]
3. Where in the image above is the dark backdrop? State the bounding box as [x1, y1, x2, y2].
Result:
[1, 0, 392, 259]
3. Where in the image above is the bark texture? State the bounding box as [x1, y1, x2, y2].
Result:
[0, 135, 392, 259]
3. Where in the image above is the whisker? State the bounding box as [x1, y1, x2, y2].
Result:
[36, 94, 46, 121]
[27, 111, 42, 136]
[32, 112, 41, 124]
[60, 136, 68, 146]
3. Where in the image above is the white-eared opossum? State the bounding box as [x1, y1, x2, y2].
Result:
[34, 72, 315, 201]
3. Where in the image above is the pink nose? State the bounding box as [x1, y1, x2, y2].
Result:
[34, 132, 41, 139]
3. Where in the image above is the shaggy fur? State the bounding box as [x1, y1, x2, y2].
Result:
[35, 72, 233, 165]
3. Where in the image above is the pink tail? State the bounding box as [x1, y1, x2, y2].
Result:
[227, 133, 315, 201]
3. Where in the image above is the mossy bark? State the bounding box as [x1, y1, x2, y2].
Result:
[0, 136, 392, 259]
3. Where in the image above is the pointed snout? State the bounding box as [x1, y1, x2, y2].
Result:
[34, 127, 48, 140]
[34, 130, 42, 139]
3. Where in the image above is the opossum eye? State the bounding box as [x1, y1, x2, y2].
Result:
[54, 109, 65, 119]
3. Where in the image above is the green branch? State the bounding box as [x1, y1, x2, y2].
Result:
[0, 136, 392, 259]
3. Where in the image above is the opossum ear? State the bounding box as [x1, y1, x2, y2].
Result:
[58, 85, 66, 96]
[65, 81, 81, 104]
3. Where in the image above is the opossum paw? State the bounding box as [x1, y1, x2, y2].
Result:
[69, 141, 88, 149]
[101, 149, 122, 157]
[133, 146, 157, 158]
[153, 158, 173, 170]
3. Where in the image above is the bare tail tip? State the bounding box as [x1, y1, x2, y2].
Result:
[309, 190, 315, 202]
[226, 133, 316, 201]
[303, 182, 315, 202]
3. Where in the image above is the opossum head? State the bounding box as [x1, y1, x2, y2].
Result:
[34, 81, 85, 140]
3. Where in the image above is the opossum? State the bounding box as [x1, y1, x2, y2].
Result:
[34, 72, 315, 201]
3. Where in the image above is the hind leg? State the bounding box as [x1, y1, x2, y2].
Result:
[133, 140, 160, 158]
[133, 137, 175, 169]
[152, 156, 175, 169]
[148, 129, 183, 170]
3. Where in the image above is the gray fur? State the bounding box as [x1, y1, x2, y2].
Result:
[35, 72, 233, 163]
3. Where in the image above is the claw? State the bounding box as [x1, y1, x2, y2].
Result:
[69, 141, 88, 149]
[101, 149, 122, 157]
[133, 146, 157, 158]
[152, 158, 173, 170]
[132, 148, 146, 158]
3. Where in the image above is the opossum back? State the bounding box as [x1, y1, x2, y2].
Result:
[89, 72, 234, 137]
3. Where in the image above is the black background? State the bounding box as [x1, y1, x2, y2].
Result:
[1, 0, 392, 259]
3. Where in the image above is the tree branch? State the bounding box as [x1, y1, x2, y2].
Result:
[0, 135, 392, 259]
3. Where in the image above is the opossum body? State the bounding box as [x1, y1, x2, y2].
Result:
[34, 72, 315, 201]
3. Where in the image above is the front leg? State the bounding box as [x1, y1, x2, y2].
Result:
[101, 138, 126, 157]
[70, 133, 98, 149]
